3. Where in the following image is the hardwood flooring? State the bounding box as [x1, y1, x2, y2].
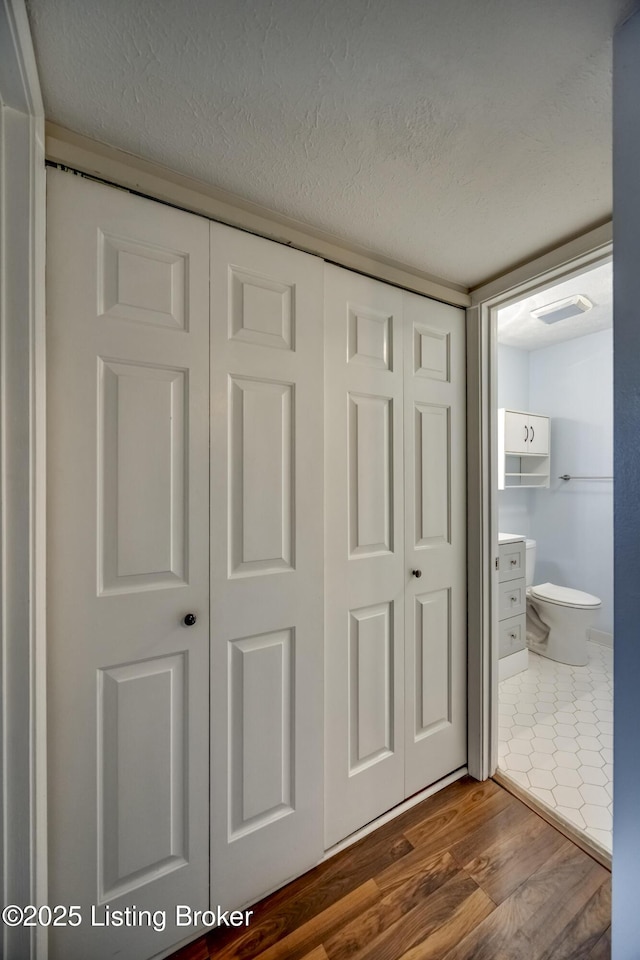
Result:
[169, 777, 610, 960]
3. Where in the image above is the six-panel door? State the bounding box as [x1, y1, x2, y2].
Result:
[403, 290, 467, 798]
[324, 266, 406, 847]
[46, 170, 210, 960]
[209, 223, 325, 908]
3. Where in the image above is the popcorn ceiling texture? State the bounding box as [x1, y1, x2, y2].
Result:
[26, 0, 630, 286]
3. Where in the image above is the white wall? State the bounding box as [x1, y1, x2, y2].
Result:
[529, 329, 613, 635]
[497, 344, 531, 537]
[497, 330, 613, 635]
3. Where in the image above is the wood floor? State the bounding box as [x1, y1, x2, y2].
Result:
[170, 777, 611, 960]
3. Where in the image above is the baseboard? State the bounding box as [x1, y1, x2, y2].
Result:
[498, 648, 528, 681]
[493, 769, 611, 870]
[588, 629, 613, 648]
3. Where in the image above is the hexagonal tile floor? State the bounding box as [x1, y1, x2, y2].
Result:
[498, 640, 612, 853]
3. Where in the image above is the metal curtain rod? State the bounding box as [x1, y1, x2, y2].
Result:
[559, 474, 613, 481]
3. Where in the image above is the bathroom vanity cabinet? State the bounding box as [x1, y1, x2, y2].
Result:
[497, 536, 527, 679]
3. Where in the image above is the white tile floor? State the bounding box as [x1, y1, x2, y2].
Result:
[498, 640, 613, 853]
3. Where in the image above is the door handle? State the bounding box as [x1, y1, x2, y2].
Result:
[412, 569, 422, 578]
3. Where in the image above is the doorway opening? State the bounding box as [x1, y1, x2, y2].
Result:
[493, 257, 613, 858]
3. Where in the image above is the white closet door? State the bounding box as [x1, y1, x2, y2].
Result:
[209, 223, 324, 908]
[403, 290, 467, 797]
[324, 265, 405, 848]
[47, 170, 210, 960]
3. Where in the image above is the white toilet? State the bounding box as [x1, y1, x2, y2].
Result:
[525, 539, 601, 666]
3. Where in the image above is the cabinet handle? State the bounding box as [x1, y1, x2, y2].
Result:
[510, 632, 517, 640]
[510, 595, 518, 602]
[183, 613, 197, 626]
[524, 425, 529, 442]
[530, 426, 535, 443]
[510, 558, 518, 566]
[412, 569, 422, 578]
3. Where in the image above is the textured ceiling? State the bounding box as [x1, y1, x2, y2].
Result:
[497, 260, 612, 350]
[26, 0, 632, 287]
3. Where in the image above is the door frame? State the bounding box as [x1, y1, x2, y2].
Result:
[466, 226, 613, 781]
[0, 1, 47, 958]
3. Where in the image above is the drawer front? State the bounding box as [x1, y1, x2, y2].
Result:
[498, 578, 526, 619]
[498, 540, 525, 582]
[499, 614, 527, 658]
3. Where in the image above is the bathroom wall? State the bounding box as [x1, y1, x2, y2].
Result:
[528, 328, 613, 636]
[498, 330, 613, 636]
[497, 343, 531, 537]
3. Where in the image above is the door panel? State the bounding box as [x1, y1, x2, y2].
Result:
[228, 629, 294, 834]
[348, 393, 394, 555]
[99, 654, 188, 901]
[403, 290, 467, 798]
[99, 360, 187, 591]
[414, 589, 451, 736]
[325, 266, 405, 848]
[210, 223, 324, 908]
[504, 410, 529, 453]
[414, 402, 451, 546]
[528, 414, 549, 454]
[229, 376, 294, 575]
[47, 170, 210, 960]
[349, 602, 394, 768]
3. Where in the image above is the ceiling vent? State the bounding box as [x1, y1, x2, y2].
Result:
[530, 295, 593, 324]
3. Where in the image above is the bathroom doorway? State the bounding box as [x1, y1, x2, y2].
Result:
[493, 257, 613, 860]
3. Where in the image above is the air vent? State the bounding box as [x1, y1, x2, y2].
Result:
[530, 295, 593, 324]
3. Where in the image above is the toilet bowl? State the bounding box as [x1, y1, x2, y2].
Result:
[527, 582, 601, 666]
[523, 539, 601, 665]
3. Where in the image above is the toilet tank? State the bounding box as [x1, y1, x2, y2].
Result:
[525, 539, 536, 587]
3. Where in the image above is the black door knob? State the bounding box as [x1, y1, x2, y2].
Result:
[412, 569, 422, 578]
[183, 613, 197, 626]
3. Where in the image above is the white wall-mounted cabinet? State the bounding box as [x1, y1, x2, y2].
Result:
[46, 169, 467, 960]
[498, 408, 550, 488]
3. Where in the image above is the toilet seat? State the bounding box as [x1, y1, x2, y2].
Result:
[530, 581, 601, 609]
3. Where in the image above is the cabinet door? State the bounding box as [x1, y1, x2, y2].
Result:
[324, 266, 405, 848]
[47, 170, 210, 960]
[528, 414, 549, 454]
[209, 223, 325, 908]
[403, 291, 467, 798]
[504, 410, 530, 453]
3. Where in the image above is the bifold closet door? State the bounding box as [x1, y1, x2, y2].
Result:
[324, 267, 467, 848]
[403, 290, 467, 797]
[324, 265, 406, 848]
[47, 170, 210, 960]
[209, 223, 325, 909]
